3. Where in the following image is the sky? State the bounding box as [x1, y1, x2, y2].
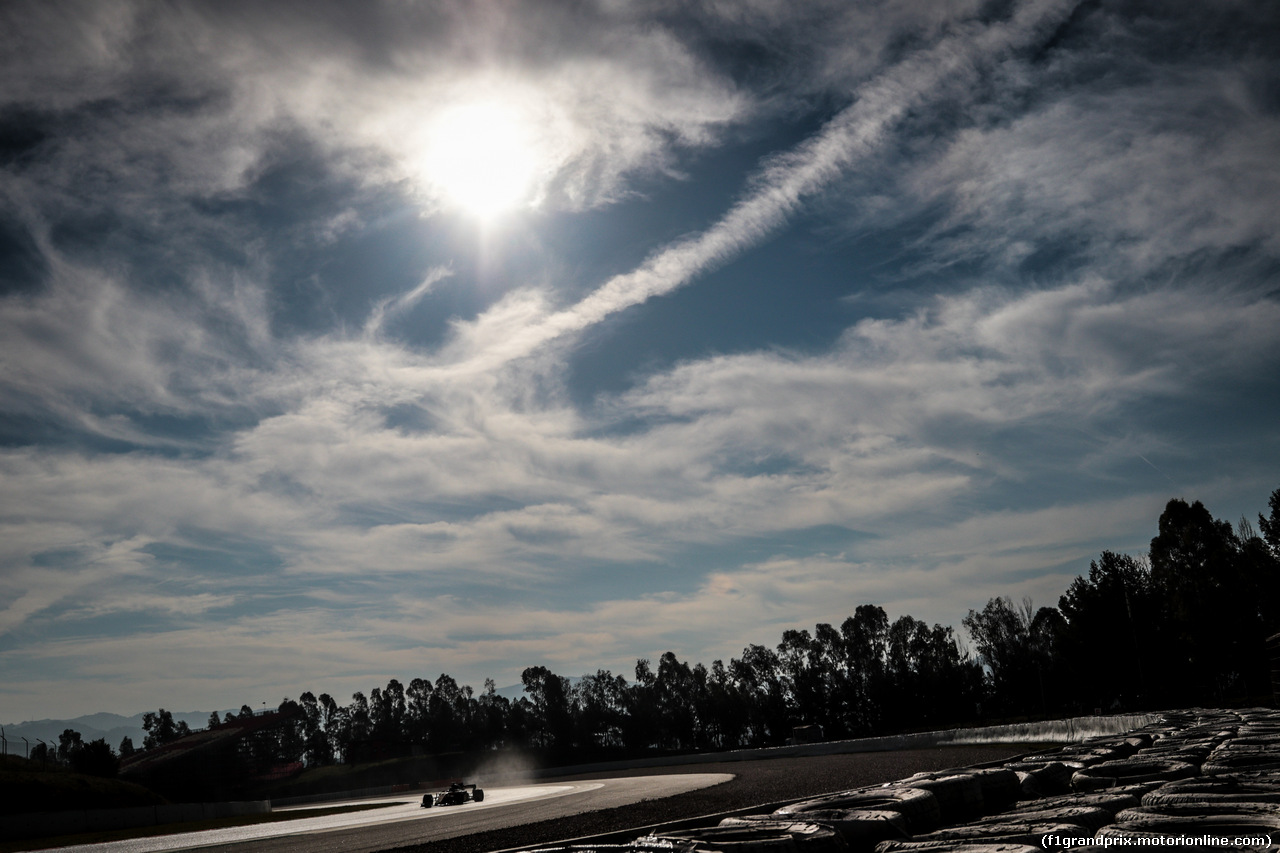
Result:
[2, 0, 1279, 723]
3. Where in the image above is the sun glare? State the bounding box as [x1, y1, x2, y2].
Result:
[424, 101, 540, 220]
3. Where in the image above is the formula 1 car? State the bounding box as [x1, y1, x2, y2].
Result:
[421, 781, 485, 807]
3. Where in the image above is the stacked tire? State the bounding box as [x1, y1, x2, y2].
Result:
[511, 708, 1280, 853]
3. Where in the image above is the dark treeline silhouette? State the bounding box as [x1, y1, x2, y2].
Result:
[98, 488, 1279, 774]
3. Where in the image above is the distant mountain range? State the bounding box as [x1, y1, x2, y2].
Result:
[0, 710, 217, 755]
[1, 683, 533, 757]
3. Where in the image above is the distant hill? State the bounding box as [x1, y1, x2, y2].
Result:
[1, 710, 222, 754]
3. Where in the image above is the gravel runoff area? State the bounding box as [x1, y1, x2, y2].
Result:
[384, 744, 1038, 853]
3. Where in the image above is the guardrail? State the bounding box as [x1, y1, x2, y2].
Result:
[497, 713, 1162, 782]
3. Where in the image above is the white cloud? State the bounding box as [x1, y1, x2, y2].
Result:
[6, 270, 1273, 702]
[868, 62, 1280, 280]
[2, 0, 1278, 718]
[0, 0, 750, 219]
[437, 0, 1082, 371]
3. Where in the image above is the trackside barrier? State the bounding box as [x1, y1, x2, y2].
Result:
[164, 714, 1162, 815]
[0, 800, 270, 841]
[500, 714, 1161, 782]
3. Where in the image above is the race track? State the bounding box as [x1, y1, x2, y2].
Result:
[47, 774, 734, 853]
[37, 744, 1033, 853]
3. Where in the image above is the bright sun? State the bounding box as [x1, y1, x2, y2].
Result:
[424, 101, 540, 220]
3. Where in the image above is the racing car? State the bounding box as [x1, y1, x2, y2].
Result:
[421, 781, 485, 807]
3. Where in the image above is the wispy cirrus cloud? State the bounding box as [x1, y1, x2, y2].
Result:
[2, 0, 1278, 720]
[443, 0, 1084, 371]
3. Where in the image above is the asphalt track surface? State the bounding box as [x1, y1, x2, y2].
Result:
[48, 775, 730, 853]
[47, 744, 1033, 853]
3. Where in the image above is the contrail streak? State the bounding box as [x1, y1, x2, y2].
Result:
[449, 0, 1082, 373]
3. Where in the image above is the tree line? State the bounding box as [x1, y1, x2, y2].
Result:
[62, 488, 1280, 776]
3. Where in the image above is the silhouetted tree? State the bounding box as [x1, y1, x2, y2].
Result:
[369, 679, 407, 745]
[427, 674, 462, 751]
[405, 678, 432, 745]
[963, 597, 1039, 715]
[698, 659, 746, 749]
[459, 683, 479, 749]
[298, 692, 333, 766]
[142, 709, 180, 750]
[654, 652, 698, 750]
[522, 665, 573, 750]
[808, 622, 848, 738]
[276, 698, 305, 763]
[476, 678, 509, 749]
[506, 696, 534, 747]
[1230, 513, 1280, 637]
[841, 604, 889, 734]
[1150, 498, 1263, 700]
[73, 738, 118, 777]
[777, 629, 826, 735]
[118, 736, 135, 758]
[689, 662, 714, 749]
[318, 693, 347, 762]
[731, 644, 788, 745]
[882, 615, 980, 726]
[1028, 605, 1069, 713]
[1059, 551, 1156, 708]
[623, 659, 660, 749]
[57, 729, 83, 763]
[574, 670, 628, 749]
[1259, 487, 1280, 558]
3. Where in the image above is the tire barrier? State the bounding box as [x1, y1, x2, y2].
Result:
[1024, 746, 1125, 766]
[965, 768, 1021, 812]
[1005, 761, 1076, 797]
[1117, 802, 1280, 821]
[1070, 758, 1198, 792]
[1074, 734, 1145, 757]
[1138, 746, 1215, 765]
[874, 846, 1041, 853]
[978, 805, 1113, 833]
[515, 847, 655, 853]
[1204, 747, 1280, 776]
[1095, 812, 1280, 840]
[507, 709, 1280, 853]
[641, 822, 846, 852]
[996, 789, 1141, 817]
[874, 821, 1091, 848]
[722, 812, 910, 852]
[900, 774, 985, 824]
[906, 767, 1020, 812]
[775, 785, 942, 834]
[1143, 776, 1280, 807]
